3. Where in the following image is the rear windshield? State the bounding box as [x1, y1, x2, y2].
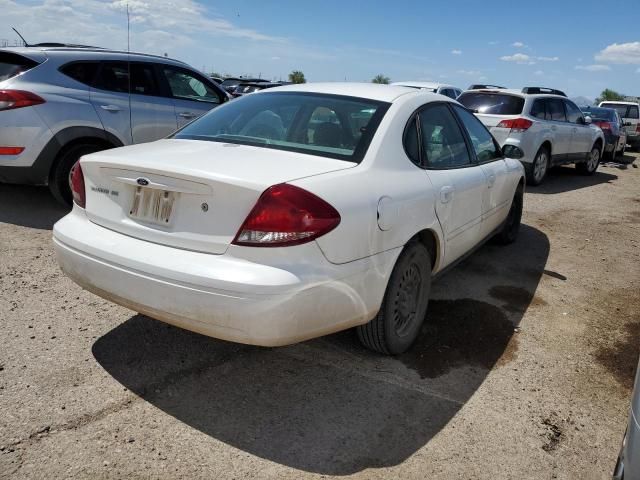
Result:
[0, 52, 39, 82]
[457, 92, 525, 115]
[221, 79, 241, 87]
[600, 103, 639, 119]
[581, 107, 615, 121]
[173, 92, 390, 163]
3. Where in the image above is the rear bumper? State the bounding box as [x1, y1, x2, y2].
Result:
[53, 208, 397, 346]
[627, 134, 640, 148]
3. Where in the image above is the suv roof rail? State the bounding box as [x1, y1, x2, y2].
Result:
[468, 84, 506, 90]
[31, 42, 105, 49]
[522, 87, 567, 97]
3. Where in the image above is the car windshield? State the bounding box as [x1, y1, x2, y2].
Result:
[173, 92, 390, 163]
[581, 107, 615, 121]
[221, 79, 241, 87]
[457, 92, 525, 115]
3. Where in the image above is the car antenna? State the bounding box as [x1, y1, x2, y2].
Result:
[11, 27, 30, 47]
[126, 3, 133, 143]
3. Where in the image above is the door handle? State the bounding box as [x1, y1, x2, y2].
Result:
[487, 174, 496, 188]
[440, 186, 454, 204]
[178, 112, 196, 119]
[100, 104, 121, 112]
[551, 125, 557, 131]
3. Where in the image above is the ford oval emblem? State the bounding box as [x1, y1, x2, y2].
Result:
[136, 177, 150, 186]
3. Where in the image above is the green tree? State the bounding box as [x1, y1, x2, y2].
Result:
[288, 70, 306, 84]
[371, 74, 391, 84]
[595, 88, 625, 104]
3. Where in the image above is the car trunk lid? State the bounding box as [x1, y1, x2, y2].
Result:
[80, 139, 356, 254]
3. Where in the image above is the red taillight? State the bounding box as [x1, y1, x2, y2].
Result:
[636, 124, 640, 133]
[496, 118, 533, 132]
[70, 162, 86, 208]
[0, 146, 25, 155]
[0, 90, 45, 111]
[233, 184, 341, 247]
[594, 121, 612, 131]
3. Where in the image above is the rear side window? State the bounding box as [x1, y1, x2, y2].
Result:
[546, 98, 566, 122]
[457, 92, 525, 115]
[628, 105, 639, 119]
[530, 99, 546, 119]
[96, 62, 129, 93]
[0, 52, 39, 82]
[418, 104, 471, 169]
[60, 62, 100, 87]
[453, 105, 502, 163]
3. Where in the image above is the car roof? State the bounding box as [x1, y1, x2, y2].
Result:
[0, 45, 189, 67]
[391, 81, 455, 90]
[463, 88, 570, 99]
[599, 100, 637, 105]
[266, 82, 420, 102]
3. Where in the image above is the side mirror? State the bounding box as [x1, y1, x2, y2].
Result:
[583, 115, 592, 125]
[502, 145, 524, 159]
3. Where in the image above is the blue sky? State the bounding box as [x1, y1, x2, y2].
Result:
[2, 0, 640, 100]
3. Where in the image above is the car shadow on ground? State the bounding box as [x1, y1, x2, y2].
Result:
[93, 224, 550, 475]
[0, 184, 68, 230]
[527, 166, 618, 195]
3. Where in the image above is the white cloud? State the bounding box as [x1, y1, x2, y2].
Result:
[595, 42, 640, 64]
[457, 69, 481, 76]
[500, 53, 532, 64]
[537, 56, 559, 62]
[575, 64, 611, 72]
[488, 41, 499, 46]
[512, 41, 525, 48]
[451, 49, 462, 55]
[534, 70, 544, 76]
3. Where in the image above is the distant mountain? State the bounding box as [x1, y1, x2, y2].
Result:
[571, 96, 594, 107]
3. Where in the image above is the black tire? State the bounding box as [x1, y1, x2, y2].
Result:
[495, 186, 523, 245]
[525, 146, 550, 186]
[576, 144, 600, 175]
[49, 143, 104, 206]
[357, 242, 431, 355]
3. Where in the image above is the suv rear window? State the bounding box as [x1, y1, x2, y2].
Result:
[173, 92, 389, 163]
[0, 52, 39, 82]
[600, 103, 639, 119]
[457, 92, 525, 115]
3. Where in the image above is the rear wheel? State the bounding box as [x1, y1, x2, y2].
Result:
[525, 146, 549, 186]
[49, 143, 105, 206]
[357, 242, 431, 355]
[576, 144, 600, 175]
[495, 186, 523, 245]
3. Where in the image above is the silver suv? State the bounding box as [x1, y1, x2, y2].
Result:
[458, 87, 605, 186]
[0, 45, 227, 204]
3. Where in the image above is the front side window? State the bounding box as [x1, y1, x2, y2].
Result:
[564, 100, 583, 124]
[453, 105, 502, 163]
[162, 67, 220, 103]
[418, 104, 471, 169]
[546, 98, 566, 122]
[173, 92, 389, 162]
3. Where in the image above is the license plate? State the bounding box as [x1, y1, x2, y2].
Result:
[129, 186, 176, 225]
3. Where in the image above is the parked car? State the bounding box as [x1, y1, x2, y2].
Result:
[468, 84, 506, 90]
[0, 45, 228, 204]
[580, 106, 627, 160]
[599, 101, 640, 151]
[458, 87, 605, 185]
[53, 83, 525, 355]
[219, 77, 268, 95]
[613, 356, 640, 480]
[209, 76, 223, 84]
[231, 81, 281, 98]
[391, 81, 463, 99]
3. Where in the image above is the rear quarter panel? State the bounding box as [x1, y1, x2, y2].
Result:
[292, 95, 444, 268]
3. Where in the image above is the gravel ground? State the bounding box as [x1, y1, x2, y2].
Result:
[1, 154, 639, 480]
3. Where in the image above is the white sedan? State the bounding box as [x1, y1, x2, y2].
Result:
[53, 83, 525, 354]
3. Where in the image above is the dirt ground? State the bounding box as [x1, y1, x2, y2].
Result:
[1, 153, 639, 480]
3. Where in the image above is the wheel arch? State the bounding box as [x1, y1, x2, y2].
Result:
[412, 228, 442, 272]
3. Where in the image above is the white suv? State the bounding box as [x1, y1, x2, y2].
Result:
[598, 101, 640, 151]
[458, 87, 605, 185]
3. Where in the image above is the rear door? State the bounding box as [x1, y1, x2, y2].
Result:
[417, 103, 487, 266]
[544, 97, 572, 162]
[159, 66, 223, 128]
[452, 104, 511, 237]
[89, 62, 132, 144]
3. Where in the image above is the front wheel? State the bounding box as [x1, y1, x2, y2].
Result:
[576, 145, 600, 175]
[495, 186, 523, 245]
[357, 242, 431, 355]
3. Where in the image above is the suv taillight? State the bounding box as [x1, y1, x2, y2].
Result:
[0, 90, 45, 111]
[636, 123, 640, 133]
[496, 118, 533, 132]
[232, 184, 340, 247]
[70, 162, 86, 208]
